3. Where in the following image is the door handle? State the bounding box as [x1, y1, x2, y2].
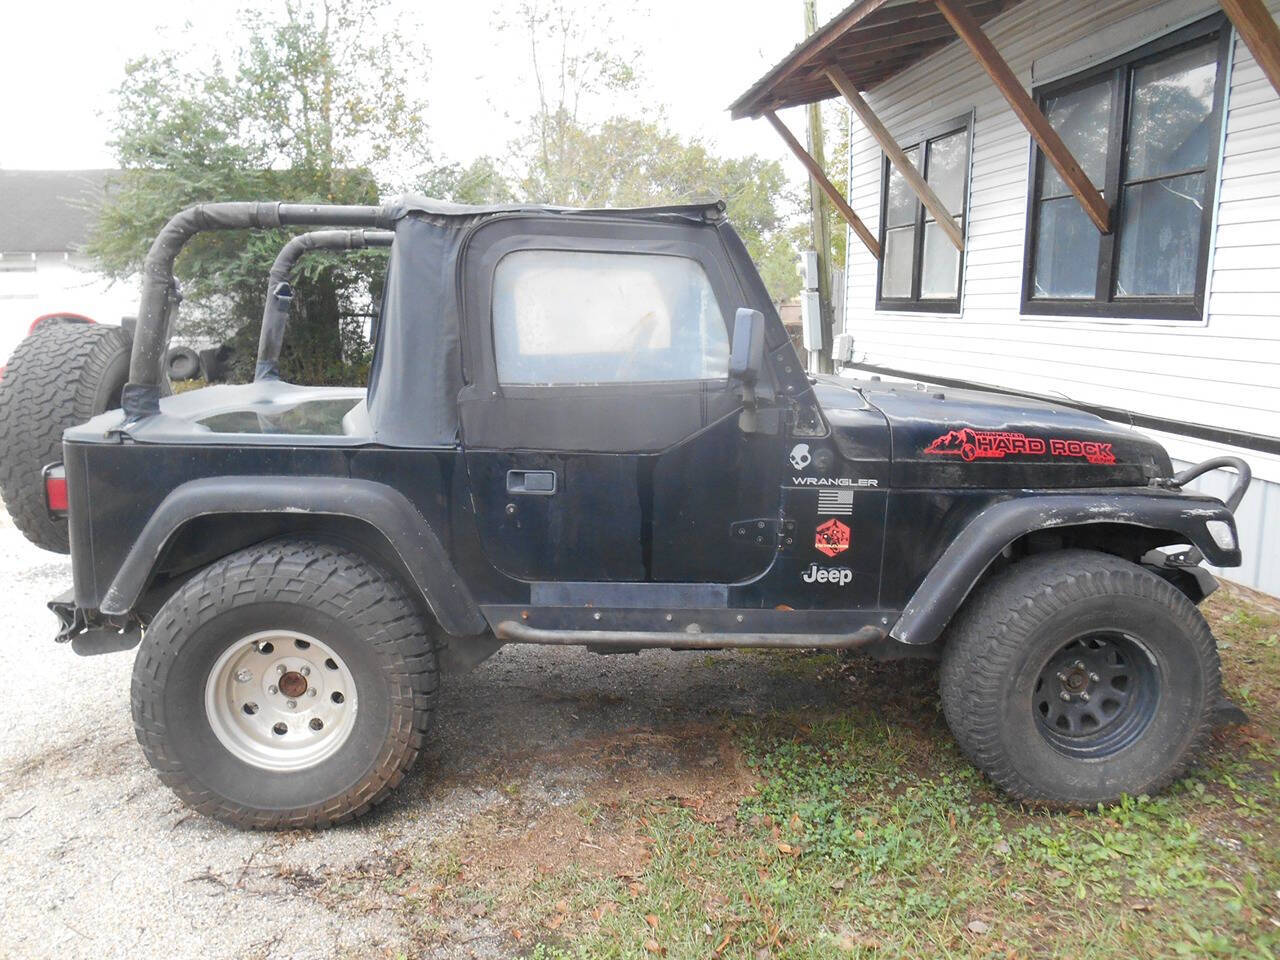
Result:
[506, 469, 557, 495]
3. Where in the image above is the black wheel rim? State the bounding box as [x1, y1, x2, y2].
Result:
[1033, 631, 1159, 759]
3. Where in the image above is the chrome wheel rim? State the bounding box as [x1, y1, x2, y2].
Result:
[204, 630, 358, 772]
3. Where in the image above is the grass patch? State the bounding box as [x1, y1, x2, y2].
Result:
[373, 591, 1280, 958]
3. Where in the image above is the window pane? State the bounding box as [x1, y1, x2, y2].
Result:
[881, 226, 915, 298]
[926, 131, 968, 215]
[493, 250, 729, 384]
[921, 221, 961, 299]
[1031, 197, 1101, 298]
[885, 146, 921, 228]
[1040, 78, 1113, 198]
[1126, 41, 1218, 180]
[1114, 173, 1206, 298]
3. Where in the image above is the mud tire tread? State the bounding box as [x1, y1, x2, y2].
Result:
[0, 324, 132, 552]
[939, 549, 1219, 810]
[131, 538, 439, 829]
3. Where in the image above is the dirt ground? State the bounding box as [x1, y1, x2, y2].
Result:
[0, 510, 847, 960]
[4, 502, 1276, 960]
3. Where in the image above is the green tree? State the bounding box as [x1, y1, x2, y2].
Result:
[485, 0, 804, 302]
[415, 157, 515, 206]
[89, 0, 429, 384]
[513, 115, 803, 301]
[823, 100, 853, 279]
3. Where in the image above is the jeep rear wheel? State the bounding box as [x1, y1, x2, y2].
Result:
[132, 539, 439, 829]
[940, 550, 1219, 809]
[0, 323, 137, 552]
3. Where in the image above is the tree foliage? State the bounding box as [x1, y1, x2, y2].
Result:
[427, 0, 804, 302]
[517, 1, 802, 302]
[92, 0, 806, 388]
[89, 0, 429, 384]
[822, 100, 853, 278]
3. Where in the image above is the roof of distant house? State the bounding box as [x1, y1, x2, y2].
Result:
[0, 170, 118, 253]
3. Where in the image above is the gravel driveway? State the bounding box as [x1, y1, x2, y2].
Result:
[0, 509, 845, 960]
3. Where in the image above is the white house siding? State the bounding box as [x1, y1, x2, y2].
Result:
[840, 0, 1280, 595]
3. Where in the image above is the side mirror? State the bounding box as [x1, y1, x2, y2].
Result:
[730, 308, 775, 433]
[730, 308, 765, 385]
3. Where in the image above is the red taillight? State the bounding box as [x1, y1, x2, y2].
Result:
[44, 465, 68, 514]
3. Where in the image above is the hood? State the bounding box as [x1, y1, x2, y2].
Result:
[816, 377, 1171, 489]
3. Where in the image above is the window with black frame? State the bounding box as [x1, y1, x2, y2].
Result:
[1023, 15, 1231, 320]
[876, 115, 972, 312]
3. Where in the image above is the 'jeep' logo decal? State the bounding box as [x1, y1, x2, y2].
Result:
[803, 563, 852, 585]
[924, 428, 1115, 464]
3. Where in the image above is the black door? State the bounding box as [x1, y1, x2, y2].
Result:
[458, 215, 790, 585]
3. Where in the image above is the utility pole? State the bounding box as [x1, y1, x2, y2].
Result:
[803, 0, 834, 374]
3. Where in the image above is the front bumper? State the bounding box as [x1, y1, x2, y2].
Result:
[1150, 455, 1252, 567]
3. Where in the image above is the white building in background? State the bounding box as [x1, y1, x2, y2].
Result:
[831, 0, 1280, 596]
[0, 170, 135, 365]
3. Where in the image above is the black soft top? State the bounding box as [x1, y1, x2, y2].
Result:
[366, 196, 730, 448]
[384, 195, 726, 224]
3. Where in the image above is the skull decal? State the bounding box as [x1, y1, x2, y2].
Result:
[789, 443, 812, 471]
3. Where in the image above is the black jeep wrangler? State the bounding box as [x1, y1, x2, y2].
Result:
[15, 197, 1252, 829]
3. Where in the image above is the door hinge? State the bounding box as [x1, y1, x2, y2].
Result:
[730, 517, 797, 549]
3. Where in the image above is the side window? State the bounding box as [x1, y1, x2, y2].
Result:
[876, 116, 972, 312]
[1023, 15, 1229, 319]
[492, 250, 730, 385]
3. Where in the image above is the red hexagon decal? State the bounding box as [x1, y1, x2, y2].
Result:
[815, 518, 851, 557]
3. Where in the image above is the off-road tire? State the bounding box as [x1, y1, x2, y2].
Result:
[131, 539, 439, 829]
[0, 323, 132, 552]
[165, 345, 202, 382]
[940, 550, 1219, 809]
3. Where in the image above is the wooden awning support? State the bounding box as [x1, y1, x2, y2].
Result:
[764, 109, 882, 260]
[757, 0, 897, 108]
[1219, 0, 1280, 97]
[932, 0, 1112, 234]
[825, 65, 965, 252]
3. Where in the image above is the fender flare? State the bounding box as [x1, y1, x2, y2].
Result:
[98, 476, 486, 636]
[891, 491, 1240, 646]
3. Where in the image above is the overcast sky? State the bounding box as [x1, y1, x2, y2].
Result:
[0, 0, 846, 185]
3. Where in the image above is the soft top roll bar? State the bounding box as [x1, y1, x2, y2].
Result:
[254, 229, 394, 382]
[123, 201, 396, 420]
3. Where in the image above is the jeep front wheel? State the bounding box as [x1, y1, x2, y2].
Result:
[940, 550, 1219, 809]
[131, 539, 439, 829]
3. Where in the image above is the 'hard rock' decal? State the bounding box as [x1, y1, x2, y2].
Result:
[924, 428, 1115, 464]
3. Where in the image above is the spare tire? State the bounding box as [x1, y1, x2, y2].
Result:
[0, 323, 133, 553]
[166, 345, 202, 382]
[29, 313, 96, 335]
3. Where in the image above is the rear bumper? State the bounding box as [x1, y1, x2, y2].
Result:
[48, 587, 142, 656]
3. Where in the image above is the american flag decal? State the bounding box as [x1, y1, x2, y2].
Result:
[817, 490, 854, 516]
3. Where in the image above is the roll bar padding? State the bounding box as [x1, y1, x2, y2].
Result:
[123, 202, 395, 420]
[254, 229, 394, 381]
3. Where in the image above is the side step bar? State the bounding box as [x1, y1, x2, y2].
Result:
[495, 620, 885, 651]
